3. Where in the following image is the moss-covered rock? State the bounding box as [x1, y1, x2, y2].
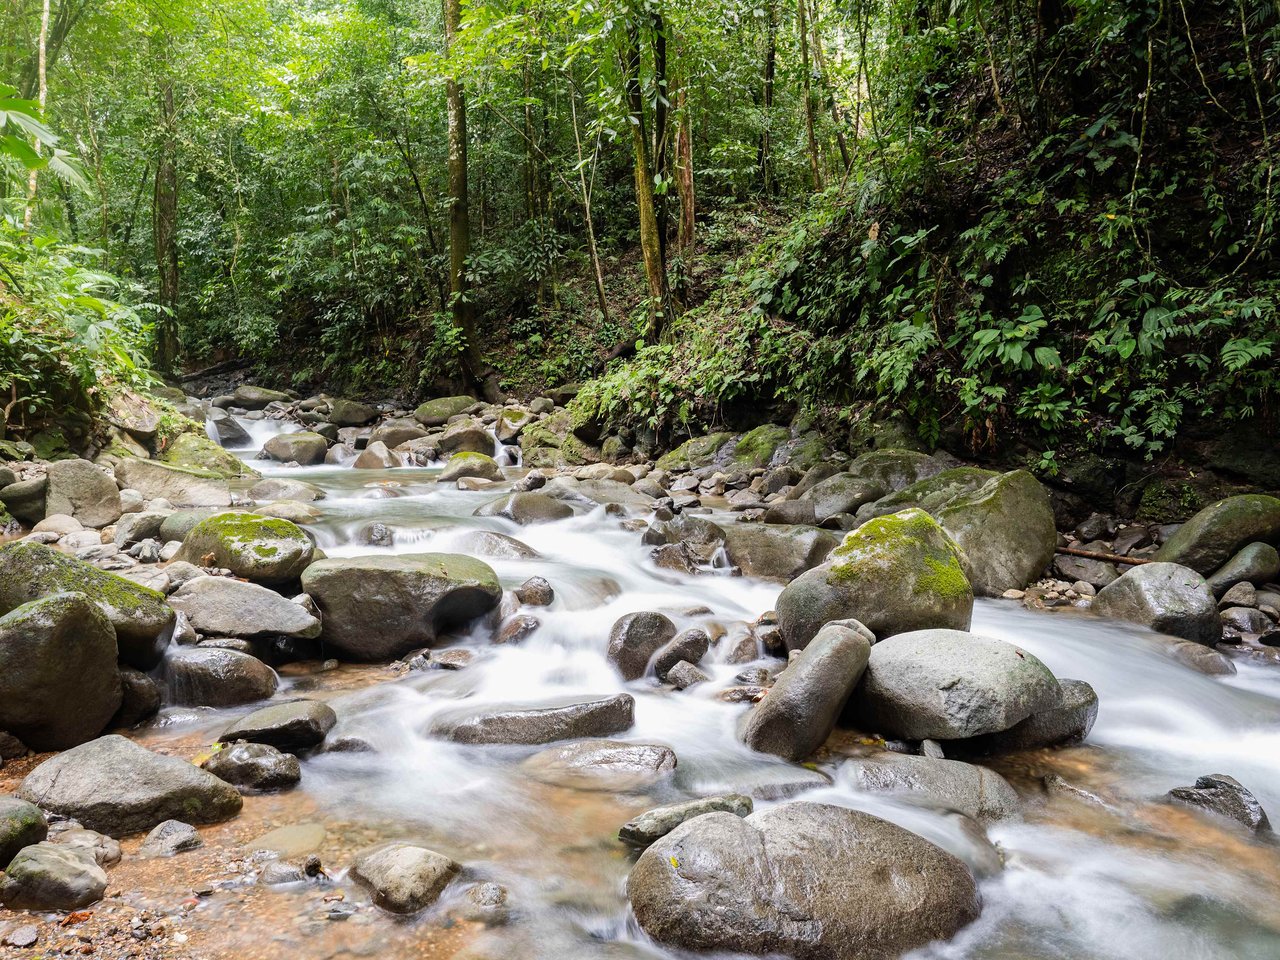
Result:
[233, 384, 292, 409]
[496, 407, 534, 443]
[176, 512, 315, 585]
[778, 430, 830, 473]
[0, 541, 175, 670]
[859, 467, 998, 521]
[847, 449, 943, 492]
[731, 425, 790, 468]
[439, 451, 503, 483]
[776, 508, 973, 650]
[0, 797, 47, 871]
[518, 409, 600, 467]
[113, 457, 232, 508]
[31, 428, 75, 461]
[301, 553, 502, 660]
[655, 432, 736, 471]
[161, 433, 257, 479]
[1153, 494, 1280, 575]
[414, 395, 477, 427]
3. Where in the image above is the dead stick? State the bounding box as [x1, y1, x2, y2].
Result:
[1056, 546, 1152, 566]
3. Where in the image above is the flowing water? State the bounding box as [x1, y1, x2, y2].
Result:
[46, 415, 1280, 960]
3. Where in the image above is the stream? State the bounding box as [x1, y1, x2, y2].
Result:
[116, 416, 1280, 959]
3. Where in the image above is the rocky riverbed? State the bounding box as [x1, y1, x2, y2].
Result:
[1, 384, 1279, 959]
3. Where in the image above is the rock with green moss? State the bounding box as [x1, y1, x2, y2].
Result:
[496, 407, 534, 443]
[719, 523, 840, 582]
[1153, 494, 1280, 575]
[776, 508, 973, 651]
[0, 541, 175, 669]
[176, 512, 314, 585]
[438, 420, 494, 456]
[518, 409, 600, 467]
[414, 395, 477, 427]
[778, 430, 830, 473]
[731, 425, 790, 469]
[655, 433, 736, 472]
[847, 449, 943, 492]
[233, 384, 292, 409]
[162, 433, 257, 479]
[263, 431, 329, 465]
[301, 553, 502, 660]
[113, 457, 232, 508]
[0, 593, 123, 751]
[31, 428, 75, 461]
[0, 797, 47, 870]
[439, 452, 503, 483]
[0, 475, 47, 523]
[858, 467, 998, 522]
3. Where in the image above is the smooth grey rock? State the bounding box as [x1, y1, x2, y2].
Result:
[113, 458, 232, 508]
[1092, 562, 1220, 645]
[0, 842, 106, 910]
[219, 699, 337, 752]
[113, 510, 168, 548]
[667, 660, 710, 689]
[1165, 774, 1271, 834]
[473, 491, 574, 524]
[16, 735, 242, 837]
[607, 611, 677, 681]
[718, 523, 839, 582]
[1207, 542, 1280, 596]
[248, 477, 326, 503]
[201, 740, 301, 792]
[515, 576, 554, 605]
[521, 739, 677, 791]
[1154, 495, 1280, 574]
[165, 647, 279, 707]
[263, 431, 329, 465]
[837, 752, 1020, 822]
[652, 628, 710, 680]
[619, 795, 753, 848]
[433, 694, 634, 745]
[139, 819, 203, 857]
[44, 459, 122, 528]
[856, 629, 1062, 740]
[352, 843, 461, 914]
[964, 678, 1098, 753]
[169, 576, 321, 640]
[627, 802, 980, 960]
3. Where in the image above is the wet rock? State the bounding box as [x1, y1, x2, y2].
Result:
[263, 431, 329, 465]
[453, 530, 541, 560]
[441, 452, 503, 482]
[457, 881, 510, 925]
[414, 395, 477, 427]
[248, 477, 326, 503]
[169, 576, 321, 641]
[607, 611, 677, 680]
[802, 472, 886, 522]
[165, 647, 279, 707]
[0, 798, 47, 869]
[0, 540, 175, 670]
[963, 678, 1098, 753]
[652, 628, 710, 681]
[473, 491, 574, 524]
[301, 553, 502, 661]
[55, 827, 120, 867]
[1092, 562, 1220, 645]
[762, 499, 817, 525]
[667, 661, 710, 689]
[438, 421, 494, 456]
[0, 593, 122, 750]
[619, 794, 753, 848]
[776, 509, 972, 651]
[176, 512, 314, 586]
[515, 576, 554, 605]
[352, 843, 461, 914]
[718, 523, 839, 582]
[115, 458, 232, 508]
[1164, 637, 1237, 675]
[233, 384, 291, 409]
[258, 859, 310, 885]
[848, 449, 944, 492]
[0, 842, 106, 910]
[114, 666, 162, 728]
[738, 622, 870, 761]
[1221, 606, 1273, 633]
[353, 440, 400, 469]
[425, 649, 475, 670]
[495, 613, 540, 645]
[837, 753, 1020, 822]
[627, 801, 980, 960]
[1165, 774, 1271, 835]
[202, 740, 301, 792]
[208, 407, 252, 446]
[219, 699, 337, 752]
[16, 734, 242, 837]
[1206, 542, 1280, 596]
[433, 694, 634, 745]
[1154, 495, 1280, 574]
[521, 739, 676, 791]
[856, 629, 1062, 740]
[44, 459, 122, 528]
[1218, 581, 1257, 609]
[325, 397, 378, 426]
[138, 820, 202, 858]
[2, 924, 37, 948]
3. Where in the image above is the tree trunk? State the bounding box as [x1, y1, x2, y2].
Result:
[651, 11, 670, 268]
[153, 74, 181, 372]
[797, 0, 822, 190]
[23, 0, 50, 231]
[807, 0, 850, 170]
[758, 0, 777, 195]
[443, 0, 487, 395]
[569, 83, 611, 325]
[622, 21, 673, 343]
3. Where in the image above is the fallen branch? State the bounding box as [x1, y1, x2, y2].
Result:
[1056, 545, 1152, 566]
[178, 357, 251, 383]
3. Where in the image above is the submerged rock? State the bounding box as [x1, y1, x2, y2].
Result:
[521, 739, 677, 791]
[837, 753, 1020, 822]
[433, 694, 634, 745]
[17, 735, 243, 837]
[627, 802, 980, 960]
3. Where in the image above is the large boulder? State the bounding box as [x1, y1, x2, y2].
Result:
[165, 647, 279, 706]
[738, 622, 870, 761]
[371, 417, 428, 448]
[439, 452, 503, 482]
[473, 492, 573, 524]
[351, 843, 461, 914]
[847, 449, 943, 492]
[719, 523, 840, 582]
[16, 735, 243, 837]
[802, 473, 886, 522]
[432, 694, 634, 745]
[233, 384, 291, 409]
[176, 513, 314, 585]
[776, 509, 972, 651]
[162, 433, 255, 479]
[218, 699, 337, 752]
[0, 541, 174, 670]
[113, 457, 232, 508]
[0, 593, 122, 750]
[607, 611, 677, 680]
[627, 802, 980, 960]
[437, 420, 493, 456]
[855, 629, 1062, 740]
[730, 424, 790, 468]
[414, 395, 477, 427]
[0, 798, 47, 869]
[837, 753, 1020, 823]
[655, 432, 735, 471]
[168, 577, 321, 640]
[962, 678, 1098, 753]
[1206, 542, 1280, 596]
[208, 407, 252, 447]
[1154, 495, 1280, 574]
[301, 554, 502, 661]
[1091, 562, 1220, 644]
[325, 397, 378, 426]
[263, 431, 329, 465]
[353, 440, 400, 469]
[0, 842, 107, 910]
[857, 467, 996, 521]
[44, 459, 122, 528]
